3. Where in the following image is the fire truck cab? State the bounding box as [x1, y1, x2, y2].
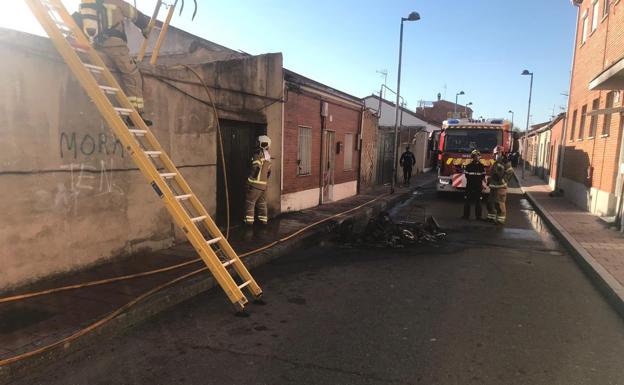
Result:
[437, 118, 512, 192]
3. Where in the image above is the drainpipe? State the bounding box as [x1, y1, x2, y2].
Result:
[318, 101, 327, 206]
[356, 107, 365, 194]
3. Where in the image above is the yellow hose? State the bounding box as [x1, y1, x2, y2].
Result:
[0, 192, 389, 367]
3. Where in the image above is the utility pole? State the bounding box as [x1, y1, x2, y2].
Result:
[391, 11, 420, 194]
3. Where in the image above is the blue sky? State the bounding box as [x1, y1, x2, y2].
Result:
[3, 1, 578, 129]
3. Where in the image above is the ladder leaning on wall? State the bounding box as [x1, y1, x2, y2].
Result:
[24, 0, 263, 312]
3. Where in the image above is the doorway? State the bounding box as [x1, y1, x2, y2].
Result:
[217, 120, 265, 226]
[322, 130, 336, 203]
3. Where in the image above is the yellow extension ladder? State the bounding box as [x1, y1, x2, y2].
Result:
[24, 0, 262, 311]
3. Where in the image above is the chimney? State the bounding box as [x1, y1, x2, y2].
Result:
[437, 93, 442, 101]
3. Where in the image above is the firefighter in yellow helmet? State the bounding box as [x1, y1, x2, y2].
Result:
[245, 135, 272, 225]
[487, 146, 514, 225]
[75, 0, 152, 125]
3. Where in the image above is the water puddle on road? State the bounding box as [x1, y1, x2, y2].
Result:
[516, 198, 560, 251]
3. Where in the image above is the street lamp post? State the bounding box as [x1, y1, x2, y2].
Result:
[508, 110, 514, 129]
[521, 70, 534, 180]
[454, 91, 465, 118]
[465, 102, 473, 117]
[391, 11, 420, 194]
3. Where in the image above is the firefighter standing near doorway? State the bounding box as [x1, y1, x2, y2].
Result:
[245, 136, 272, 225]
[75, 0, 152, 125]
[462, 150, 486, 220]
[487, 146, 514, 225]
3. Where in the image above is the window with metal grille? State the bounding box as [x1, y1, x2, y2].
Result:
[579, 105, 587, 139]
[589, 98, 600, 137]
[344, 133, 354, 171]
[297, 126, 312, 176]
[603, 91, 615, 136]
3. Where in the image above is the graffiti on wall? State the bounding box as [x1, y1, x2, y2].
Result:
[60, 131, 126, 160]
[54, 159, 126, 216]
[56, 128, 127, 215]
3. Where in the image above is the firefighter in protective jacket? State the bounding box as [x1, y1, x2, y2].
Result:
[245, 136, 272, 225]
[487, 146, 514, 224]
[462, 150, 486, 220]
[75, 0, 151, 125]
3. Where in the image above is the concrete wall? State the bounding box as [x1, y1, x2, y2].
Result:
[0, 29, 283, 290]
[126, 24, 247, 65]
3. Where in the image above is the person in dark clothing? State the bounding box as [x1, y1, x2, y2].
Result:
[399, 146, 417, 186]
[462, 150, 487, 220]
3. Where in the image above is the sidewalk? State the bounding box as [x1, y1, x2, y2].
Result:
[0, 173, 435, 377]
[517, 170, 624, 317]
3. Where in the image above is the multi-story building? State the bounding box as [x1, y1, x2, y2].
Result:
[563, 0, 624, 218]
[415, 93, 474, 125]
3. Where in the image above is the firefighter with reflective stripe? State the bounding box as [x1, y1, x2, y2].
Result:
[462, 150, 486, 220]
[75, 0, 151, 125]
[487, 146, 514, 224]
[245, 136, 272, 225]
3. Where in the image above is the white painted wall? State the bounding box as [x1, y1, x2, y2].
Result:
[332, 180, 358, 202]
[281, 188, 320, 212]
[560, 177, 618, 216]
[363, 96, 439, 133]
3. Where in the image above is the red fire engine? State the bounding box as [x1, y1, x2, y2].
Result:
[437, 118, 512, 192]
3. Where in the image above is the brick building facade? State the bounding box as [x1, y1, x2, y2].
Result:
[524, 114, 566, 190]
[280, 70, 364, 212]
[563, 0, 624, 216]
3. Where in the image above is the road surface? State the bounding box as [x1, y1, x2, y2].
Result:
[13, 180, 624, 385]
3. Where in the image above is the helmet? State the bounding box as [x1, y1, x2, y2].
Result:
[258, 135, 271, 149]
[471, 149, 481, 157]
[493, 145, 504, 155]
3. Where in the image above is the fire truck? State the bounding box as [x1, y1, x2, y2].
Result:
[436, 118, 512, 192]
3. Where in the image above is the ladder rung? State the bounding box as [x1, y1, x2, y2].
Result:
[238, 280, 252, 290]
[144, 151, 162, 157]
[56, 22, 72, 31]
[41, 0, 58, 8]
[207, 237, 222, 246]
[222, 259, 237, 268]
[175, 194, 192, 201]
[160, 173, 177, 179]
[84, 64, 104, 73]
[99, 85, 119, 94]
[114, 107, 133, 115]
[191, 216, 207, 223]
[129, 129, 147, 136]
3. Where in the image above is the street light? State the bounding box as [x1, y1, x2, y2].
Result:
[521, 70, 534, 180]
[391, 11, 421, 194]
[508, 110, 514, 129]
[465, 102, 473, 117]
[454, 91, 465, 118]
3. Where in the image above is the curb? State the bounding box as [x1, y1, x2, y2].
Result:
[0, 186, 417, 383]
[520, 183, 624, 319]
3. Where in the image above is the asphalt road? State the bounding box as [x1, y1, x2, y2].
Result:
[14, 180, 624, 385]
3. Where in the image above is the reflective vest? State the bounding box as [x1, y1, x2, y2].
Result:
[488, 160, 513, 189]
[248, 149, 271, 191]
[79, 0, 149, 43]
